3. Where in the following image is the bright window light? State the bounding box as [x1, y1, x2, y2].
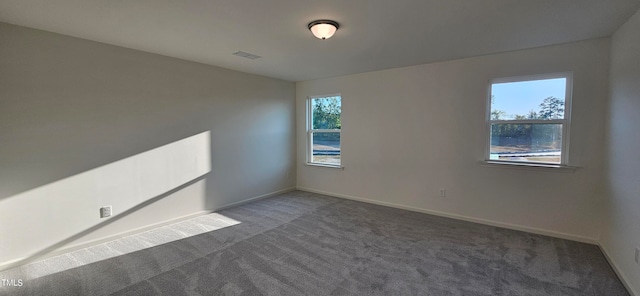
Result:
[307, 95, 341, 167]
[487, 74, 572, 165]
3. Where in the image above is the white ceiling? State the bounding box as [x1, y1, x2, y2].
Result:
[1, 0, 639, 81]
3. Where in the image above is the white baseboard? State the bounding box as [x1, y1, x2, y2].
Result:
[213, 187, 296, 211]
[0, 187, 296, 271]
[599, 244, 638, 296]
[297, 186, 598, 245]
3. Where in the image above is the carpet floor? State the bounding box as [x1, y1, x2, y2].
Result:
[0, 191, 629, 295]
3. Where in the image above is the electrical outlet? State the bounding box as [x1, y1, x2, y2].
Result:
[635, 247, 639, 265]
[100, 206, 112, 218]
[439, 188, 446, 198]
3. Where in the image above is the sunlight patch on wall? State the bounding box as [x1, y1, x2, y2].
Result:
[0, 131, 212, 267]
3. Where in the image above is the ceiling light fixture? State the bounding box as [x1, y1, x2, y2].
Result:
[308, 20, 339, 40]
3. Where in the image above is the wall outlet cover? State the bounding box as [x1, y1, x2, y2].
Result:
[439, 188, 446, 198]
[100, 206, 112, 218]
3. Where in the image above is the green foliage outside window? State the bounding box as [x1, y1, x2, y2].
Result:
[313, 97, 341, 129]
[491, 96, 564, 149]
[312, 97, 341, 141]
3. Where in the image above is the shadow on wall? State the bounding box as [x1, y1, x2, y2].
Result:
[0, 131, 212, 270]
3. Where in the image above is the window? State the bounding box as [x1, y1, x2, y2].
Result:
[487, 73, 572, 165]
[307, 95, 341, 167]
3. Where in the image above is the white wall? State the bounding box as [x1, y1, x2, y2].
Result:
[297, 38, 610, 242]
[0, 22, 295, 268]
[602, 8, 640, 296]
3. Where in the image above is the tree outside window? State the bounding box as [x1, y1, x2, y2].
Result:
[308, 95, 342, 166]
[488, 74, 571, 165]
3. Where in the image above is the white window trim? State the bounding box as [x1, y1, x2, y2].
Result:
[306, 94, 343, 168]
[480, 160, 578, 173]
[484, 72, 574, 169]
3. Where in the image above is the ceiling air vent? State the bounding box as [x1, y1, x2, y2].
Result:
[233, 51, 261, 60]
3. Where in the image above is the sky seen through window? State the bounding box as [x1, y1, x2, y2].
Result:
[491, 78, 566, 119]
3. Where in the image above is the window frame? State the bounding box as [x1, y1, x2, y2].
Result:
[485, 72, 573, 167]
[306, 94, 342, 168]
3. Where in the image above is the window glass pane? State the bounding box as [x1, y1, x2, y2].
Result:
[312, 132, 340, 165]
[491, 78, 566, 120]
[312, 96, 341, 129]
[490, 123, 562, 164]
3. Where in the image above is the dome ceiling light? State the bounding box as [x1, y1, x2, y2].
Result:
[308, 20, 340, 40]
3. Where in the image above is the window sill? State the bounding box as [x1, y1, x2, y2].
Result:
[305, 162, 344, 170]
[480, 160, 578, 173]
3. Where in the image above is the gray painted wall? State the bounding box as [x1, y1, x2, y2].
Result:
[603, 9, 640, 296]
[0, 22, 296, 267]
[297, 38, 610, 243]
